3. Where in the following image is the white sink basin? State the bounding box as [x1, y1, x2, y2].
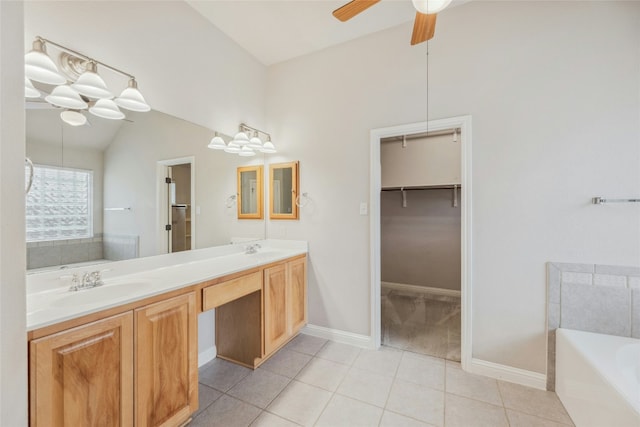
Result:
[51, 280, 154, 307]
[246, 249, 286, 258]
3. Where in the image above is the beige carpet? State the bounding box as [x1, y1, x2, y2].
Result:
[381, 286, 461, 361]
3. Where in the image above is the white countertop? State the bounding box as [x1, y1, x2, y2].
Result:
[27, 239, 307, 331]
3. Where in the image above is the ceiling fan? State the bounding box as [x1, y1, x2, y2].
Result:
[332, 0, 453, 45]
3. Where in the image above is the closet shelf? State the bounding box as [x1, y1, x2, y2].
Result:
[381, 184, 461, 191]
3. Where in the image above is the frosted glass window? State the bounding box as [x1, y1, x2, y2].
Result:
[25, 164, 93, 242]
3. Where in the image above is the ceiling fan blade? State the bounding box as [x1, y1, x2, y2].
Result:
[411, 12, 437, 45]
[332, 0, 381, 22]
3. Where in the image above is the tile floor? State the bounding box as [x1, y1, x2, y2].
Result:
[382, 286, 461, 361]
[190, 334, 574, 427]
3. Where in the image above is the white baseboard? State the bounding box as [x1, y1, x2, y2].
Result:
[467, 358, 546, 390]
[302, 324, 375, 349]
[282, 326, 546, 391]
[198, 346, 217, 367]
[381, 281, 461, 298]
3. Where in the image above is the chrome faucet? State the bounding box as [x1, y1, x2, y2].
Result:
[245, 243, 261, 254]
[68, 270, 106, 291]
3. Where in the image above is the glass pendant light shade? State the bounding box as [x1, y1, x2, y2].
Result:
[89, 99, 125, 120]
[208, 134, 227, 150]
[114, 78, 151, 112]
[60, 110, 87, 127]
[45, 85, 88, 110]
[411, 0, 453, 14]
[238, 146, 256, 157]
[224, 141, 242, 154]
[71, 61, 113, 99]
[25, 78, 41, 98]
[260, 139, 277, 154]
[25, 39, 66, 85]
[231, 131, 250, 146]
[248, 131, 263, 149]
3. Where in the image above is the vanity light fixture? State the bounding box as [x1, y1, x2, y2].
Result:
[238, 146, 257, 157]
[71, 61, 113, 99]
[208, 132, 227, 150]
[209, 123, 277, 156]
[45, 85, 88, 110]
[25, 78, 41, 98]
[231, 127, 250, 146]
[248, 131, 263, 149]
[60, 110, 87, 127]
[224, 141, 242, 154]
[24, 36, 150, 124]
[114, 78, 151, 112]
[260, 136, 277, 154]
[89, 99, 125, 120]
[24, 38, 66, 85]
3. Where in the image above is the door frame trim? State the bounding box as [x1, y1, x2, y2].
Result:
[156, 156, 196, 255]
[369, 115, 473, 369]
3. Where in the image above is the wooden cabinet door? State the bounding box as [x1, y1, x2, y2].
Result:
[288, 257, 307, 334]
[29, 312, 133, 427]
[136, 293, 197, 427]
[264, 264, 288, 355]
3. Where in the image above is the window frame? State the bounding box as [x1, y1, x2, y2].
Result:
[25, 163, 94, 243]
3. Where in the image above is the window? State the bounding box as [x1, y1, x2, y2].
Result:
[25, 164, 93, 242]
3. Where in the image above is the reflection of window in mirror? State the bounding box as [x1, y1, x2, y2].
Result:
[269, 161, 299, 220]
[26, 164, 93, 241]
[237, 165, 263, 219]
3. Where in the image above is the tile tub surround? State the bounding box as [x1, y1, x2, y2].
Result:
[192, 334, 574, 427]
[103, 233, 139, 261]
[27, 235, 104, 269]
[546, 262, 640, 391]
[26, 233, 139, 269]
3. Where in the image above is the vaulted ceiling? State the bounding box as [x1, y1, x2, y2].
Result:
[186, 0, 472, 66]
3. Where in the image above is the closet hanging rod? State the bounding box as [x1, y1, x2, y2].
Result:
[592, 197, 640, 205]
[381, 184, 462, 191]
[380, 128, 461, 143]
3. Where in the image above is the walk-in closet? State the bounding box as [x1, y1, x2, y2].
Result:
[380, 128, 462, 361]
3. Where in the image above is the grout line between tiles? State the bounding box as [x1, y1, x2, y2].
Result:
[495, 380, 510, 426]
[197, 338, 572, 427]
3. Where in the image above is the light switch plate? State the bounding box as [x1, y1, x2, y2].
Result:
[359, 202, 368, 215]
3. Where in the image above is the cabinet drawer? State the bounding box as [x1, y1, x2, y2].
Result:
[203, 271, 262, 311]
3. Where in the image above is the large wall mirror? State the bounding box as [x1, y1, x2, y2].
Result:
[237, 165, 263, 219]
[26, 108, 266, 272]
[269, 161, 299, 220]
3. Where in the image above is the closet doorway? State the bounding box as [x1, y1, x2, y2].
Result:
[370, 116, 472, 368]
[157, 157, 196, 255]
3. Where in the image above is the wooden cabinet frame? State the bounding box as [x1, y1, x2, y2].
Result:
[28, 255, 307, 426]
[237, 165, 264, 219]
[269, 161, 299, 220]
[29, 312, 134, 427]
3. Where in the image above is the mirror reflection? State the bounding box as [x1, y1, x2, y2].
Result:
[237, 165, 263, 219]
[26, 108, 265, 272]
[269, 161, 299, 220]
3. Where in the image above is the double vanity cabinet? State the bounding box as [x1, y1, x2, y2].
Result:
[27, 252, 307, 427]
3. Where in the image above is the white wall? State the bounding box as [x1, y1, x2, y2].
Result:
[381, 189, 461, 291]
[0, 1, 28, 423]
[103, 110, 265, 257]
[266, 1, 640, 374]
[381, 134, 461, 187]
[13, 2, 270, 420]
[24, 0, 267, 137]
